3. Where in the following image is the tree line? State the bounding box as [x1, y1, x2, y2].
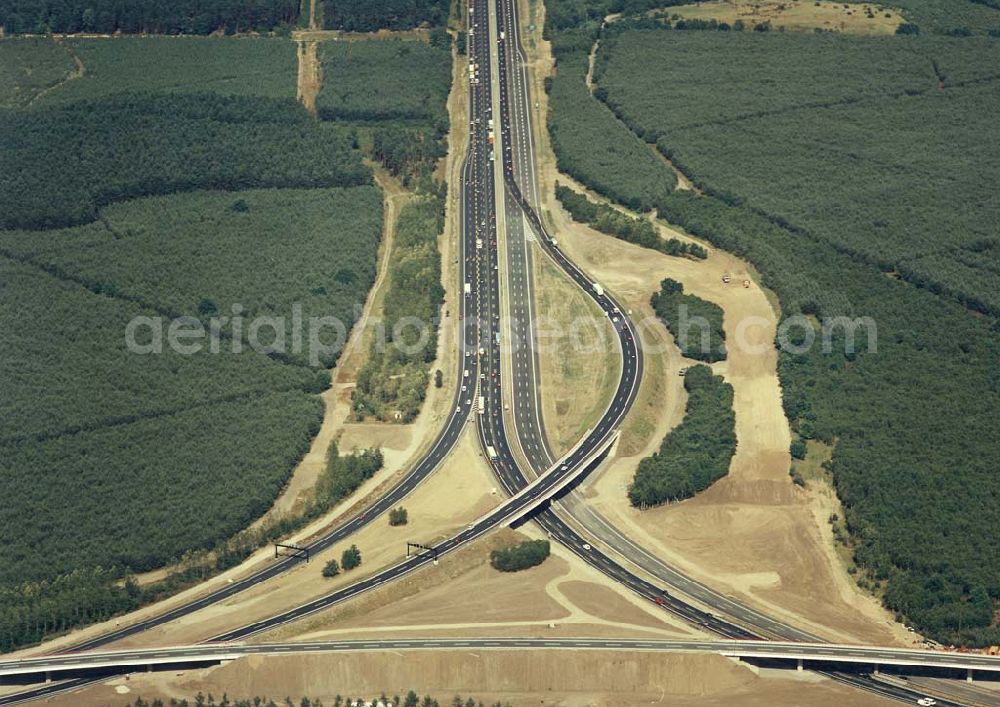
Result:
[0, 0, 300, 34]
[321, 0, 450, 32]
[555, 184, 705, 258]
[629, 365, 736, 507]
[314, 441, 385, 508]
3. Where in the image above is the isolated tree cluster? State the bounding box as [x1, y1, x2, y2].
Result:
[490, 540, 550, 572]
[544, 0, 1000, 644]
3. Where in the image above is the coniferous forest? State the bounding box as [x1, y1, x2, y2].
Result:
[0, 23, 452, 651]
[544, 0, 1000, 646]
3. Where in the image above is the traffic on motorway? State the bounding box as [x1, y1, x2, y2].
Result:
[0, 3, 986, 707]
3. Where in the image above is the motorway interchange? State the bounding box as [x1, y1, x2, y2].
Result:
[2, 1, 999, 705]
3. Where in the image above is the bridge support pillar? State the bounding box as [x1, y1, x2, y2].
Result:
[967, 668, 974, 683]
[148, 663, 153, 673]
[45, 671, 51, 684]
[796, 659, 803, 672]
[873, 664, 879, 676]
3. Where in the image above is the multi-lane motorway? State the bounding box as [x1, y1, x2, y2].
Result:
[489, 0, 813, 642]
[3, 639, 998, 683]
[0, 3, 650, 703]
[478, 0, 987, 705]
[0, 3, 993, 706]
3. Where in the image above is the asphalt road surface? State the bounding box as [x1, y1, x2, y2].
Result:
[479, 1, 979, 705]
[0, 4, 984, 707]
[4, 639, 998, 679]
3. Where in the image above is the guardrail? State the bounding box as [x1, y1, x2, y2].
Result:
[5, 639, 998, 682]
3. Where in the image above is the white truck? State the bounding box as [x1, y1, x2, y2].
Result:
[477, 396, 485, 415]
[486, 445, 498, 460]
[593, 282, 605, 297]
[464, 282, 472, 295]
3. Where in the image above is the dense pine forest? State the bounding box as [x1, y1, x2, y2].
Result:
[649, 278, 725, 363]
[629, 365, 736, 507]
[0, 24, 452, 651]
[0, 0, 300, 34]
[322, 0, 451, 31]
[544, 0, 1000, 645]
[0, 0, 455, 35]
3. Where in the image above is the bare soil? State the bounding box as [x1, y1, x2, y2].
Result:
[551, 210, 909, 645]
[662, 0, 904, 35]
[280, 523, 696, 644]
[45, 651, 896, 707]
[296, 39, 321, 115]
[517, 2, 911, 646]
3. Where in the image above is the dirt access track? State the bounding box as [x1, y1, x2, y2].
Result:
[518, 0, 912, 648]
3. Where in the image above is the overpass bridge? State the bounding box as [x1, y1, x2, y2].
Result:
[2, 638, 998, 687]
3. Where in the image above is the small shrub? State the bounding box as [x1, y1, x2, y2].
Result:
[322, 559, 340, 577]
[342, 544, 362, 571]
[389, 507, 409, 526]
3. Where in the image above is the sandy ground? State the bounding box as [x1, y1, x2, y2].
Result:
[272, 523, 698, 644]
[308, 0, 317, 30]
[292, 28, 431, 42]
[41, 651, 896, 707]
[546, 192, 908, 646]
[92, 426, 501, 650]
[532, 249, 620, 456]
[662, 0, 904, 34]
[517, 3, 912, 647]
[296, 39, 321, 115]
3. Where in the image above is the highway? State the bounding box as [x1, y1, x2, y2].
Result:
[0, 3, 988, 707]
[490, 0, 819, 644]
[2, 639, 998, 682]
[0, 4, 650, 703]
[479, 1, 984, 705]
[0, 5, 502, 702]
[482, 0, 754, 640]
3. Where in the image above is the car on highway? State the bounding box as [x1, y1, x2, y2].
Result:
[916, 699, 936, 706]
